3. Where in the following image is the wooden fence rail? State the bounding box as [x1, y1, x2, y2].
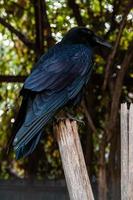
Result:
[121, 103, 133, 200]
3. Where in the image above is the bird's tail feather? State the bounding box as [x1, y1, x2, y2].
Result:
[13, 92, 67, 159]
[16, 131, 42, 159]
[13, 111, 54, 159]
[6, 95, 28, 154]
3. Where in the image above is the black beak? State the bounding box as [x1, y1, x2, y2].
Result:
[93, 35, 112, 48]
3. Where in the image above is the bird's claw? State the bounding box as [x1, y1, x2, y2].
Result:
[55, 113, 85, 125]
[54, 114, 85, 124]
[66, 113, 85, 124]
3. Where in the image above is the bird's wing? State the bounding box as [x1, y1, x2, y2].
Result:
[23, 44, 92, 93]
[13, 44, 93, 158]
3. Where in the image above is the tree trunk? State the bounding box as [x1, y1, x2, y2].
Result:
[98, 136, 107, 200]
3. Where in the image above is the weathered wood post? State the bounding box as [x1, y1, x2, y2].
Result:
[55, 119, 94, 200]
[120, 103, 133, 200]
[121, 103, 128, 200]
[128, 104, 133, 199]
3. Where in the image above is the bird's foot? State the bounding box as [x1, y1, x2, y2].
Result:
[66, 113, 85, 124]
[54, 116, 67, 123]
[54, 114, 84, 124]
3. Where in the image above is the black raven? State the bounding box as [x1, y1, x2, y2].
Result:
[10, 27, 111, 159]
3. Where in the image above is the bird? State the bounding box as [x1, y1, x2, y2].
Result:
[9, 27, 111, 159]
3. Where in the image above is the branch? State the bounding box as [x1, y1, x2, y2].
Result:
[67, 0, 85, 26]
[33, 0, 45, 59]
[105, 0, 121, 38]
[0, 74, 132, 85]
[106, 44, 133, 139]
[81, 99, 97, 133]
[102, 0, 133, 91]
[0, 17, 35, 50]
[43, 0, 55, 48]
[0, 75, 26, 83]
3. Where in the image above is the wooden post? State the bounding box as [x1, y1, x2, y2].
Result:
[120, 103, 128, 200]
[55, 119, 94, 200]
[121, 103, 133, 200]
[129, 104, 133, 199]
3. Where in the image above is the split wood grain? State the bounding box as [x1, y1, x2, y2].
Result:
[56, 119, 94, 200]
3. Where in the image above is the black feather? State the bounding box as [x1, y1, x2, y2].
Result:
[10, 27, 100, 159]
[7, 95, 28, 153]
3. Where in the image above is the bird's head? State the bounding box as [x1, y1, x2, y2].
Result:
[62, 27, 112, 48]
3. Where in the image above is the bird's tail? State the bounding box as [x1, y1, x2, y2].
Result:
[15, 130, 42, 159]
[12, 91, 67, 159]
[6, 95, 28, 154]
[13, 111, 54, 159]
